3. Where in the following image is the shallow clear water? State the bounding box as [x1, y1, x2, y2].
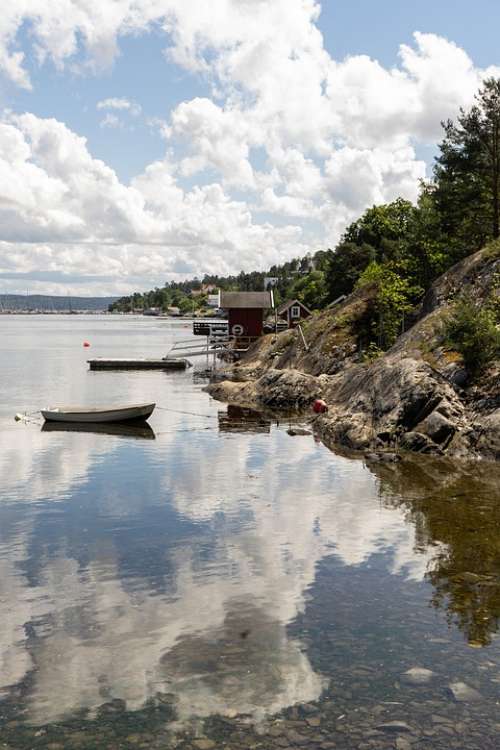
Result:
[1, 315, 500, 749]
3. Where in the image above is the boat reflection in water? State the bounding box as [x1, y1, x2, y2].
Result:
[41, 421, 156, 440]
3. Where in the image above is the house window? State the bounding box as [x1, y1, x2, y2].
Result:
[291, 305, 301, 319]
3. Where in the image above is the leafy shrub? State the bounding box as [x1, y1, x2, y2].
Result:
[444, 295, 500, 372]
[355, 262, 421, 349]
[363, 342, 384, 363]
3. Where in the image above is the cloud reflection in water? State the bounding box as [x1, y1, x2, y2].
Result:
[0, 407, 441, 727]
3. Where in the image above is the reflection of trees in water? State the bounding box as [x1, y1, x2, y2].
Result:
[374, 457, 500, 647]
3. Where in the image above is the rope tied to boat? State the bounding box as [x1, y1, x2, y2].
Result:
[15, 410, 42, 424]
[155, 406, 217, 420]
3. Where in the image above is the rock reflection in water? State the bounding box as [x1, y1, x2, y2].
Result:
[373, 456, 500, 647]
[218, 404, 272, 434]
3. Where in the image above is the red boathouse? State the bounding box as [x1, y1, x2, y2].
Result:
[219, 291, 274, 338]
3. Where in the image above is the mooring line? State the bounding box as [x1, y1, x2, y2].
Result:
[154, 426, 214, 436]
[155, 406, 217, 420]
[15, 416, 43, 425]
[14, 409, 42, 424]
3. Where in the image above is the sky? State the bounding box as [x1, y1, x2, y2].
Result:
[1, 1, 500, 297]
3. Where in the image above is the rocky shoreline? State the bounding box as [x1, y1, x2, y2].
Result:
[207, 250, 500, 462]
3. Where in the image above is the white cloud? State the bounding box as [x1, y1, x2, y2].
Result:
[170, 98, 257, 188]
[97, 97, 142, 116]
[99, 112, 122, 129]
[0, 1, 165, 89]
[97, 97, 142, 130]
[324, 146, 425, 212]
[0, 114, 308, 293]
[0, 2, 499, 294]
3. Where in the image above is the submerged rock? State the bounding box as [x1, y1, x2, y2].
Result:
[299, 703, 319, 714]
[287, 428, 312, 436]
[401, 667, 435, 685]
[286, 729, 310, 745]
[305, 716, 321, 727]
[448, 681, 482, 702]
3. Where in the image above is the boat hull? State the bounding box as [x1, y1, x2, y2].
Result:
[41, 403, 156, 424]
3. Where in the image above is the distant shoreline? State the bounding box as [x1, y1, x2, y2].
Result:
[0, 310, 111, 315]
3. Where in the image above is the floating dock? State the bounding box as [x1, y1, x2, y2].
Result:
[88, 358, 190, 371]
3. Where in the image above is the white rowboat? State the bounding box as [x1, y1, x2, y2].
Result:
[41, 402, 155, 424]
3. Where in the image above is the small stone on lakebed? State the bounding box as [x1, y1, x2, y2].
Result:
[192, 739, 217, 750]
[401, 667, 435, 685]
[448, 682, 482, 702]
[376, 721, 413, 733]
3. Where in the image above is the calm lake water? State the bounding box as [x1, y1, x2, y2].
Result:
[1, 315, 500, 750]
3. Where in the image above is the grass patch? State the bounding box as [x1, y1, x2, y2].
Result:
[483, 239, 500, 260]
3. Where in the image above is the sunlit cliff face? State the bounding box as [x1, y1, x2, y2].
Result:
[0, 418, 438, 727]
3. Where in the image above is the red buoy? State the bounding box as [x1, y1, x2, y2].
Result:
[313, 399, 328, 414]
[83, 341, 90, 348]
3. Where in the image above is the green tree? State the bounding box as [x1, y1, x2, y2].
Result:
[289, 270, 327, 309]
[343, 198, 416, 258]
[356, 262, 419, 349]
[326, 200, 418, 303]
[433, 78, 500, 258]
[402, 185, 448, 290]
[326, 242, 376, 300]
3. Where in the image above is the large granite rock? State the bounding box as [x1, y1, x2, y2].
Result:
[474, 410, 500, 460]
[207, 354, 499, 460]
[207, 368, 325, 412]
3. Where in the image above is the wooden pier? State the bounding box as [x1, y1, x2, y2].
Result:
[88, 358, 190, 371]
[166, 319, 259, 364]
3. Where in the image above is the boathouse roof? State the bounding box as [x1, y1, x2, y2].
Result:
[220, 291, 274, 309]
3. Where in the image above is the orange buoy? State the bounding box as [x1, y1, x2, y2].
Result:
[83, 341, 90, 348]
[313, 399, 328, 414]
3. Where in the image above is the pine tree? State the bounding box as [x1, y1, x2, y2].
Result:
[434, 78, 500, 258]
